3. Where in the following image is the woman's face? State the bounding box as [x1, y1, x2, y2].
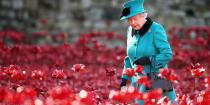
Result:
[128, 13, 146, 30]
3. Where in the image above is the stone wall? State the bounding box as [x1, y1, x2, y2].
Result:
[0, 0, 210, 36]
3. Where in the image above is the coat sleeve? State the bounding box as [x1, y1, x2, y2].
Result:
[121, 26, 132, 80]
[149, 24, 173, 69]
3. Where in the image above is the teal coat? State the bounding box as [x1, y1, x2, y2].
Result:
[122, 18, 176, 104]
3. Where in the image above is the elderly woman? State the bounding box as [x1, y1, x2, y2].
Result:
[119, 0, 177, 104]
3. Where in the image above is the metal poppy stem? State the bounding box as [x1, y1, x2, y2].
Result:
[194, 77, 198, 90]
[109, 76, 111, 88]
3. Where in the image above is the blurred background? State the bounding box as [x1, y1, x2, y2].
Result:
[0, 1, 210, 104]
[0, 0, 210, 43]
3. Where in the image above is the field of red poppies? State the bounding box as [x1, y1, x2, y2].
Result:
[0, 26, 210, 105]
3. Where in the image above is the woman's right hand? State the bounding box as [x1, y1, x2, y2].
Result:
[120, 78, 127, 89]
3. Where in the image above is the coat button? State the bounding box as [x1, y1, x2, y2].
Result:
[134, 43, 137, 46]
[148, 30, 151, 33]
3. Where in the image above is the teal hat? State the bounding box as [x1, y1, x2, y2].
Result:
[120, 0, 145, 20]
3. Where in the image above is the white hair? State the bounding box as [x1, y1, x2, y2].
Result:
[142, 12, 148, 18]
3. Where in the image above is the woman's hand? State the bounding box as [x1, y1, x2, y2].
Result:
[133, 56, 151, 65]
[120, 78, 127, 89]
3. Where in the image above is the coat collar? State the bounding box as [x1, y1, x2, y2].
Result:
[132, 18, 153, 37]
